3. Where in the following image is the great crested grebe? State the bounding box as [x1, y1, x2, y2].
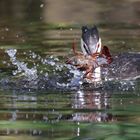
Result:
[66, 26, 112, 83]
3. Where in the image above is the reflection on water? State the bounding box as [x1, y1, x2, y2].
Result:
[72, 90, 115, 122]
[0, 89, 139, 139]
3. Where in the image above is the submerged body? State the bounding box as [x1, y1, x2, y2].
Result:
[108, 52, 140, 80]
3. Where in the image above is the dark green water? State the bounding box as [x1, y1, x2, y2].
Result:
[0, 0, 140, 140]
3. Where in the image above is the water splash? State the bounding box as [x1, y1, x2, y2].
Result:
[66, 65, 83, 87]
[1, 49, 139, 92]
[6, 49, 38, 81]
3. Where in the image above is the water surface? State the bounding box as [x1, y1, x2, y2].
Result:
[0, 0, 140, 140]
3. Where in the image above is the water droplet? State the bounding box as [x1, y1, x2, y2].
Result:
[6, 49, 17, 58]
[5, 27, 9, 31]
[16, 34, 19, 38]
[40, 4, 44, 8]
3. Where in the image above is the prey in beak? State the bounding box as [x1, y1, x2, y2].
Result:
[66, 26, 113, 83]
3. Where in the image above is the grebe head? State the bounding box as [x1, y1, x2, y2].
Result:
[81, 26, 102, 55]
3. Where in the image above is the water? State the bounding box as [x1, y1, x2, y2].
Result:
[0, 0, 140, 140]
[0, 90, 140, 140]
